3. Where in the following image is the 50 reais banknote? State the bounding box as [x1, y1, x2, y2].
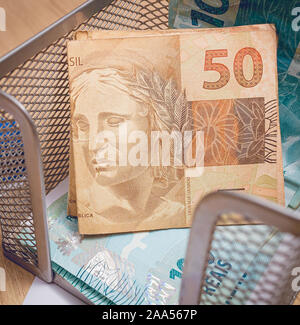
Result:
[67, 25, 284, 234]
[169, 0, 300, 211]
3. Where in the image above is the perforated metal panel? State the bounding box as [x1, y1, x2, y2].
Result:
[199, 216, 300, 305]
[0, 110, 37, 266]
[180, 192, 300, 305]
[0, 0, 168, 275]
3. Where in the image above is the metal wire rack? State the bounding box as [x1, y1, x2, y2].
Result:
[180, 192, 300, 305]
[0, 0, 299, 305]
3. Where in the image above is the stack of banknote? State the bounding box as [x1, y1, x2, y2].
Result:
[67, 25, 284, 235]
[44, 1, 300, 305]
[47, 178, 282, 305]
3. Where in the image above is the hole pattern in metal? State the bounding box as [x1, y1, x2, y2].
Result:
[0, 109, 37, 266]
[198, 213, 300, 305]
[0, 0, 168, 272]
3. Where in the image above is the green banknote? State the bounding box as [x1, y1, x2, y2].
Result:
[169, 0, 300, 210]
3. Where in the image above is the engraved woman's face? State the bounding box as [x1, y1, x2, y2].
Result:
[73, 84, 150, 186]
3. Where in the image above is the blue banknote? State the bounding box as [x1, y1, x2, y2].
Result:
[47, 180, 283, 305]
[169, 0, 300, 210]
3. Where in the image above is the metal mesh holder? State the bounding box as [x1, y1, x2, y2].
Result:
[0, 0, 168, 284]
[180, 192, 300, 305]
[0, 0, 299, 305]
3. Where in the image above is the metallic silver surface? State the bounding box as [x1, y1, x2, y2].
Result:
[180, 191, 300, 305]
[0, 90, 52, 282]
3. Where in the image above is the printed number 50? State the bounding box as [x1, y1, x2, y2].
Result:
[203, 48, 263, 90]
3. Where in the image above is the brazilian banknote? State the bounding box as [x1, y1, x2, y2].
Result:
[67, 26, 284, 234]
[47, 179, 283, 305]
[169, 0, 300, 211]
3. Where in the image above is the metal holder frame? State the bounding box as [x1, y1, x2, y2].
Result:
[180, 191, 300, 305]
[0, 0, 299, 305]
[0, 90, 52, 282]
